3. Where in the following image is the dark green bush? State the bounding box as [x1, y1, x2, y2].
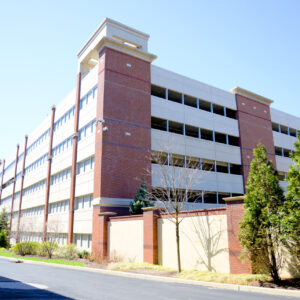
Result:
[0, 230, 8, 249]
[77, 250, 90, 259]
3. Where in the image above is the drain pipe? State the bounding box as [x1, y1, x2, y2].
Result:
[42, 106, 56, 241]
[16, 135, 28, 242]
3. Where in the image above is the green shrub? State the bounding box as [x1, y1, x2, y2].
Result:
[13, 241, 40, 256]
[0, 230, 9, 249]
[77, 250, 90, 259]
[41, 241, 58, 259]
[58, 244, 78, 260]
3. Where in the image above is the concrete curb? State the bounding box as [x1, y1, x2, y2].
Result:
[2, 256, 300, 298]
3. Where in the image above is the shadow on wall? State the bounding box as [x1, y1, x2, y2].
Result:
[286, 254, 300, 278]
[0, 275, 72, 299]
[187, 213, 228, 272]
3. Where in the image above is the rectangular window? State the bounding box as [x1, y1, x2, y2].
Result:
[184, 95, 197, 108]
[186, 156, 200, 169]
[215, 132, 226, 144]
[278, 171, 285, 181]
[216, 161, 228, 173]
[218, 192, 230, 204]
[185, 124, 199, 138]
[290, 128, 297, 137]
[230, 164, 241, 175]
[169, 154, 185, 167]
[228, 136, 239, 146]
[167, 90, 182, 104]
[226, 108, 236, 119]
[187, 190, 202, 202]
[201, 129, 213, 141]
[198, 99, 211, 112]
[281, 125, 288, 135]
[168, 121, 183, 135]
[203, 192, 217, 204]
[213, 104, 225, 116]
[283, 148, 290, 158]
[202, 159, 215, 171]
[151, 151, 168, 165]
[151, 85, 166, 99]
[275, 147, 282, 156]
[151, 117, 167, 131]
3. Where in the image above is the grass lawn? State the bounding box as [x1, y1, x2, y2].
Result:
[0, 251, 86, 267]
[107, 262, 270, 285]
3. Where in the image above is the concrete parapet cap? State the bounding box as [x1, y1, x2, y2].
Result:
[98, 212, 117, 217]
[223, 195, 245, 202]
[231, 87, 273, 105]
[142, 206, 166, 212]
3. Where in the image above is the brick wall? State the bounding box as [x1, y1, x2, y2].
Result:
[236, 94, 276, 187]
[225, 199, 251, 274]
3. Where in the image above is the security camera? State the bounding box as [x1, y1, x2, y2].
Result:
[103, 126, 108, 132]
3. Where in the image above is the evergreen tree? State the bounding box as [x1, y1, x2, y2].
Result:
[0, 208, 9, 234]
[129, 182, 153, 215]
[239, 143, 285, 283]
[282, 135, 300, 264]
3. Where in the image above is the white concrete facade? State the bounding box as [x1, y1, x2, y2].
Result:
[0, 18, 299, 251]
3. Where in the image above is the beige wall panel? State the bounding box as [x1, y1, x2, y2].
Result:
[108, 220, 143, 262]
[158, 214, 230, 273]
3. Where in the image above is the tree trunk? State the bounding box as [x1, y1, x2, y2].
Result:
[268, 233, 281, 283]
[175, 214, 181, 273]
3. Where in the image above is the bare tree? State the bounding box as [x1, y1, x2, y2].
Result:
[149, 150, 208, 272]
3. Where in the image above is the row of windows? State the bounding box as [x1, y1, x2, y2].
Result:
[151, 117, 239, 146]
[26, 129, 51, 156]
[3, 160, 15, 176]
[78, 120, 96, 141]
[272, 122, 298, 137]
[49, 194, 93, 214]
[23, 180, 46, 196]
[75, 194, 93, 210]
[22, 205, 44, 217]
[54, 107, 75, 132]
[76, 157, 95, 175]
[74, 234, 92, 249]
[24, 154, 48, 176]
[80, 86, 98, 110]
[152, 188, 242, 204]
[52, 119, 96, 158]
[152, 151, 242, 175]
[49, 200, 69, 214]
[53, 85, 97, 133]
[275, 146, 293, 158]
[151, 85, 237, 119]
[1, 196, 12, 205]
[18, 232, 91, 249]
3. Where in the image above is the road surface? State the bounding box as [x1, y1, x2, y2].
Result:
[0, 258, 295, 299]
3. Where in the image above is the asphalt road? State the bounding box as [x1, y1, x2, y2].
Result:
[0, 258, 295, 300]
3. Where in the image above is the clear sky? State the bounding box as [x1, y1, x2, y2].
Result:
[0, 0, 299, 159]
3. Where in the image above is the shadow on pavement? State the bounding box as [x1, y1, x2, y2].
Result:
[0, 275, 73, 299]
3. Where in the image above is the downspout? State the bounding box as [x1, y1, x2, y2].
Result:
[68, 72, 81, 244]
[42, 106, 56, 241]
[9, 144, 20, 230]
[16, 135, 28, 242]
[0, 159, 5, 205]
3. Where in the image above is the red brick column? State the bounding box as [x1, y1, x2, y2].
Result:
[92, 209, 116, 260]
[225, 197, 251, 274]
[143, 207, 162, 264]
[232, 88, 275, 188]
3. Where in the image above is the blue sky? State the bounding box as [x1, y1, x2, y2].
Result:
[0, 0, 299, 159]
